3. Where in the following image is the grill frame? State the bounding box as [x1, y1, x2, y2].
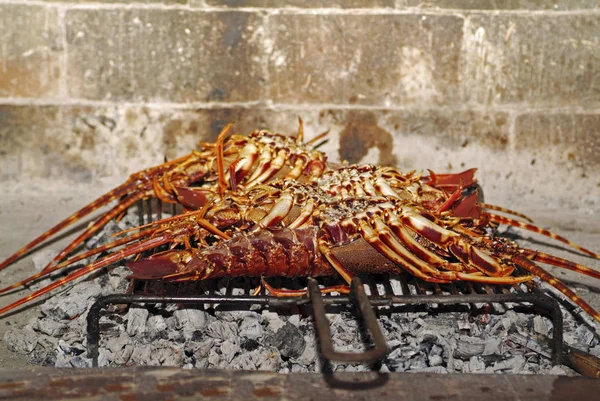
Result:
[85, 199, 569, 370]
[86, 275, 565, 368]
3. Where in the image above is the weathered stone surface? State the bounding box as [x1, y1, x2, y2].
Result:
[65, 9, 265, 102]
[0, 105, 215, 181]
[267, 14, 463, 106]
[202, 0, 394, 7]
[397, 0, 599, 10]
[42, 0, 187, 3]
[515, 112, 600, 170]
[462, 14, 600, 107]
[0, 4, 62, 98]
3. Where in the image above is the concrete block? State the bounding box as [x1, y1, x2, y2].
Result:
[202, 0, 394, 7]
[0, 105, 306, 182]
[0, 4, 62, 98]
[515, 112, 600, 170]
[42, 1, 187, 4]
[397, 0, 599, 10]
[0, 105, 213, 181]
[65, 9, 265, 102]
[462, 14, 600, 107]
[266, 14, 463, 106]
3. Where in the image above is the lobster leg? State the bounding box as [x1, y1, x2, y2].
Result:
[357, 219, 450, 284]
[365, 216, 534, 285]
[260, 278, 350, 297]
[245, 150, 288, 189]
[487, 214, 600, 259]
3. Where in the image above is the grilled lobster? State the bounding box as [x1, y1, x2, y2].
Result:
[1, 177, 599, 325]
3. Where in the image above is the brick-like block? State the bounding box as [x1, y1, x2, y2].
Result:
[202, 0, 394, 7]
[42, 1, 187, 4]
[463, 15, 600, 107]
[515, 113, 600, 170]
[65, 10, 265, 102]
[0, 4, 62, 98]
[0, 105, 210, 181]
[397, 0, 599, 10]
[0, 106, 305, 181]
[267, 14, 463, 105]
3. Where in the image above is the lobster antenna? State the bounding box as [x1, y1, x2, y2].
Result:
[480, 203, 534, 223]
[216, 123, 235, 196]
[0, 229, 153, 296]
[488, 213, 600, 259]
[0, 236, 172, 316]
[296, 117, 304, 143]
[520, 249, 600, 280]
[513, 255, 600, 323]
[306, 129, 330, 145]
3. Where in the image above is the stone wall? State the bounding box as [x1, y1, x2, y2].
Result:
[1, 1, 599, 211]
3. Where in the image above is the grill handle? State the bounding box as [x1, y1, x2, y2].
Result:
[309, 277, 389, 363]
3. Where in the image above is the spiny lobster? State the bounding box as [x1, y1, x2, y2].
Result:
[0, 122, 599, 325]
[0, 121, 328, 275]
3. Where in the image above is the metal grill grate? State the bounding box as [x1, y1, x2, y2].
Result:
[87, 200, 568, 370]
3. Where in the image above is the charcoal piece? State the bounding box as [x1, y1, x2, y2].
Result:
[97, 349, 113, 367]
[482, 337, 501, 356]
[188, 339, 216, 368]
[262, 309, 285, 332]
[108, 266, 131, 292]
[291, 364, 310, 373]
[33, 318, 68, 337]
[58, 355, 92, 368]
[287, 314, 301, 327]
[292, 336, 317, 365]
[453, 336, 486, 360]
[146, 314, 167, 337]
[465, 355, 485, 373]
[239, 316, 262, 340]
[29, 336, 58, 366]
[241, 338, 260, 352]
[254, 347, 283, 371]
[31, 249, 59, 273]
[105, 334, 132, 357]
[428, 354, 443, 367]
[215, 310, 261, 322]
[493, 355, 526, 373]
[268, 322, 306, 359]
[576, 324, 598, 347]
[220, 339, 239, 364]
[229, 347, 282, 371]
[126, 307, 149, 336]
[548, 366, 567, 375]
[41, 282, 103, 320]
[416, 331, 454, 371]
[57, 339, 85, 356]
[174, 308, 216, 339]
[532, 315, 548, 336]
[207, 320, 238, 340]
[4, 328, 38, 353]
[130, 340, 183, 367]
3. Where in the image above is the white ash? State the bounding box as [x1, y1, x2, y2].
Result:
[3, 207, 600, 374]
